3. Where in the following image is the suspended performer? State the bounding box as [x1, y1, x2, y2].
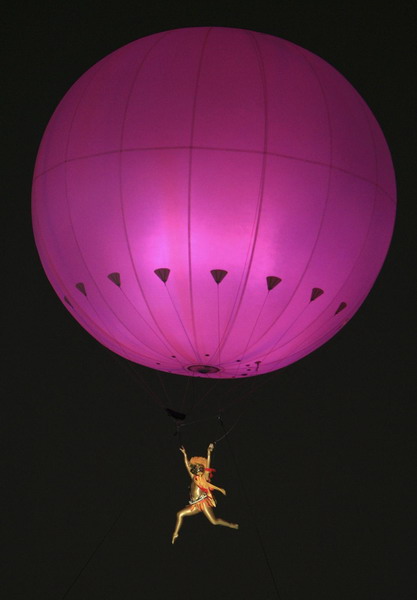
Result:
[172, 443, 239, 544]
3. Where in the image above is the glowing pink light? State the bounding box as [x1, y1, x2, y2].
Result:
[32, 27, 396, 378]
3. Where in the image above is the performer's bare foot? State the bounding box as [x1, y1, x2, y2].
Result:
[231, 523, 239, 529]
[172, 533, 179, 544]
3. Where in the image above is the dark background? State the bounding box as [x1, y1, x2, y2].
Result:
[3, 2, 416, 599]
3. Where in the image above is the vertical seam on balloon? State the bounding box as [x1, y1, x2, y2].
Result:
[186, 27, 212, 364]
[225, 32, 270, 374]
[217, 285, 221, 368]
[203, 32, 263, 367]
[263, 91, 384, 362]
[248, 46, 336, 367]
[33, 175, 169, 364]
[161, 283, 200, 362]
[268, 316, 349, 370]
[117, 32, 189, 367]
[60, 36, 181, 364]
[227, 289, 270, 373]
[117, 286, 192, 357]
[211, 31, 269, 373]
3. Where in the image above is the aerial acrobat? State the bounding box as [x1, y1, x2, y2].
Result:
[172, 443, 239, 544]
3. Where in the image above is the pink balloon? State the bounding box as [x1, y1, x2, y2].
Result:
[32, 27, 396, 378]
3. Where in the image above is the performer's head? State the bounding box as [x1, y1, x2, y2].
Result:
[189, 456, 207, 476]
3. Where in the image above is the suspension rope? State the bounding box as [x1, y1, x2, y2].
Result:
[212, 414, 242, 444]
[171, 371, 278, 447]
[218, 417, 283, 599]
[180, 375, 191, 415]
[60, 489, 136, 599]
[110, 353, 165, 410]
[156, 369, 172, 407]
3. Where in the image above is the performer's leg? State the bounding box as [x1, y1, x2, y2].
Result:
[202, 505, 239, 529]
[172, 505, 197, 544]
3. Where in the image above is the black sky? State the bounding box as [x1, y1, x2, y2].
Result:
[3, 2, 416, 599]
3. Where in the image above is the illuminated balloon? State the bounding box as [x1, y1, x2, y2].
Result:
[32, 27, 396, 378]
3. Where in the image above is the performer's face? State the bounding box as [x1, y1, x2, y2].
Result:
[190, 463, 204, 475]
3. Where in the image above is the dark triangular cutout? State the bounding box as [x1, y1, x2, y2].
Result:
[210, 269, 228, 284]
[154, 268, 170, 283]
[75, 282, 87, 296]
[335, 301, 347, 315]
[64, 296, 73, 308]
[166, 408, 187, 421]
[310, 287, 324, 302]
[266, 276, 282, 291]
[107, 272, 121, 287]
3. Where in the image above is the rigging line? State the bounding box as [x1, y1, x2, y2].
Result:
[174, 420, 184, 447]
[175, 369, 277, 434]
[238, 372, 277, 406]
[156, 370, 171, 407]
[176, 412, 223, 431]
[185, 372, 201, 416]
[121, 360, 161, 405]
[201, 378, 223, 403]
[193, 368, 277, 426]
[174, 398, 241, 432]
[218, 417, 283, 600]
[60, 489, 136, 600]
[213, 372, 276, 444]
[187, 376, 223, 414]
[180, 374, 191, 415]
[193, 372, 255, 417]
[187, 373, 196, 415]
[213, 412, 244, 444]
[110, 353, 166, 411]
[174, 384, 257, 444]
[189, 372, 215, 413]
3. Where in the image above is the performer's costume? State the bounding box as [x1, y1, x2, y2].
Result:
[188, 467, 220, 512]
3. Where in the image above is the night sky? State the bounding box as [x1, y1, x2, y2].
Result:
[3, 2, 416, 599]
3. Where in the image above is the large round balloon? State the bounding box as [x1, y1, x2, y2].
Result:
[32, 27, 396, 378]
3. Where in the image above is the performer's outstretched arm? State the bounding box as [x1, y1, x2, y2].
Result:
[206, 442, 214, 469]
[209, 482, 226, 495]
[179, 446, 193, 479]
[205, 443, 226, 495]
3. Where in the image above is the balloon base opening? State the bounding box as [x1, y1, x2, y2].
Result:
[187, 365, 220, 374]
